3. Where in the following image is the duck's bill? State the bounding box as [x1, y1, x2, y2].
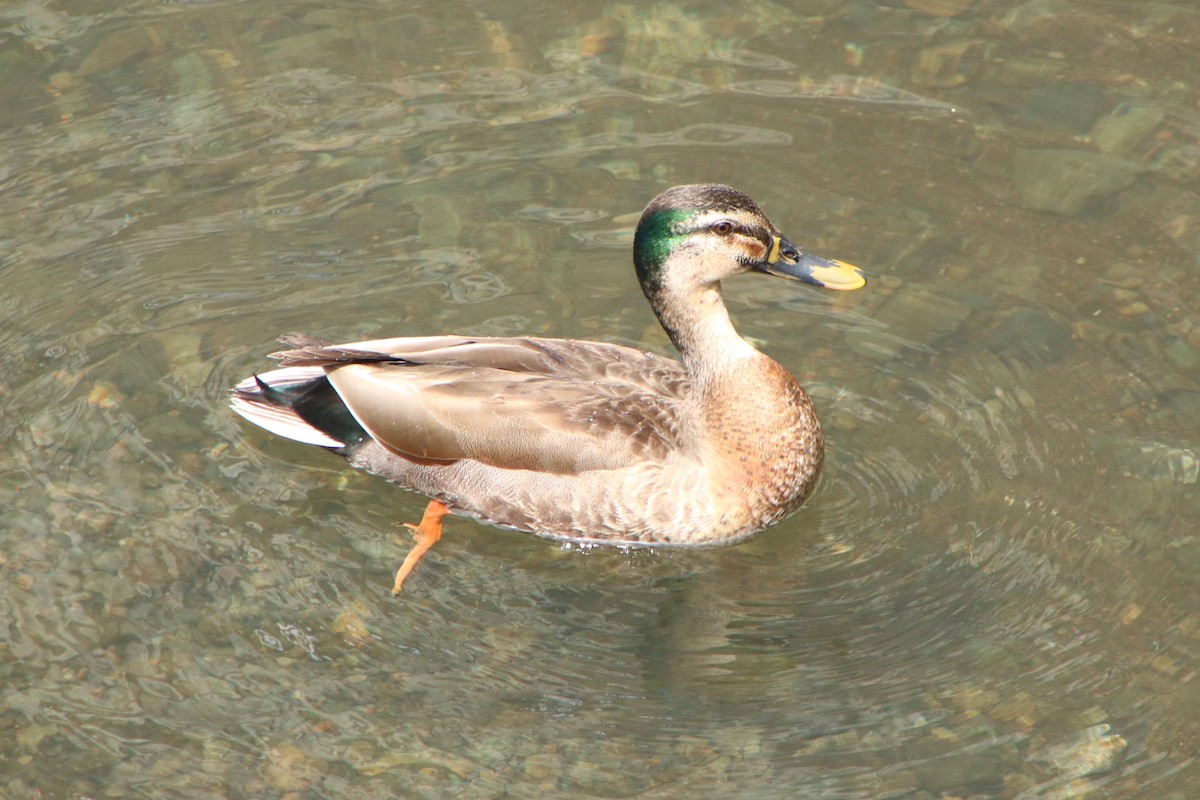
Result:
[759, 236, 866, 290]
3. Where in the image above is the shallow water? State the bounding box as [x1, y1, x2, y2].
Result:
[2, 0, 1198, 797]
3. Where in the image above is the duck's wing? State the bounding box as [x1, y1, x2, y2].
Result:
[272, 333, 687, 392]
[271, 334, 691, 474]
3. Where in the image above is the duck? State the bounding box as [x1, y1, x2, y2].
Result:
[230, 184, 865, 593]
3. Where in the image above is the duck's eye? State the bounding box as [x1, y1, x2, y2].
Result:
[712, 221, 734, 235]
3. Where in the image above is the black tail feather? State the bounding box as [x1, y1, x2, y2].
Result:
[252, 373, 367, 450]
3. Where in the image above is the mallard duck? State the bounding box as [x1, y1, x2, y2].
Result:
[231, 184, 864, 593]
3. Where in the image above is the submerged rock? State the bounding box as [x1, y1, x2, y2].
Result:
[1118, 440, 1199, 484]
[1013, 148, 1141, 215]
[1021, 82, 1105, 134]
[1091, 103, 1165, 159]
[1030, 723, 1127, 780]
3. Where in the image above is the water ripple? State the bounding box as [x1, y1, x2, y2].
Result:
[514, 204, 609, 224]
[728, 75, 959, 109]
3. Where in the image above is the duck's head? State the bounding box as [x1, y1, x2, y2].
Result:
[633, 184, 865, 302]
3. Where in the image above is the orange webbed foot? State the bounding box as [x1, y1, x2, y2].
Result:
[391, 500, 450, 595]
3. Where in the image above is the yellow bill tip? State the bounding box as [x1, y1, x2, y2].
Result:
[808, 258, 866, 291]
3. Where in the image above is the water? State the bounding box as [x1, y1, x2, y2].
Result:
[2, 1, 1198, 797]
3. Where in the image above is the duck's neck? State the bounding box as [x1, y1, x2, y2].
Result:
[653, 280, 763, 384]
[654, 278, 823, 523]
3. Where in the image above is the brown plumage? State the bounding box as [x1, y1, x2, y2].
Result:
[230, 184, 864, 588]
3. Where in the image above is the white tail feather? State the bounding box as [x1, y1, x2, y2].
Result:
[230, 367, 346, 448]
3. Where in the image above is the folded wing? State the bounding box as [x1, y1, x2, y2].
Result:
[272, 334, 692, 474]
